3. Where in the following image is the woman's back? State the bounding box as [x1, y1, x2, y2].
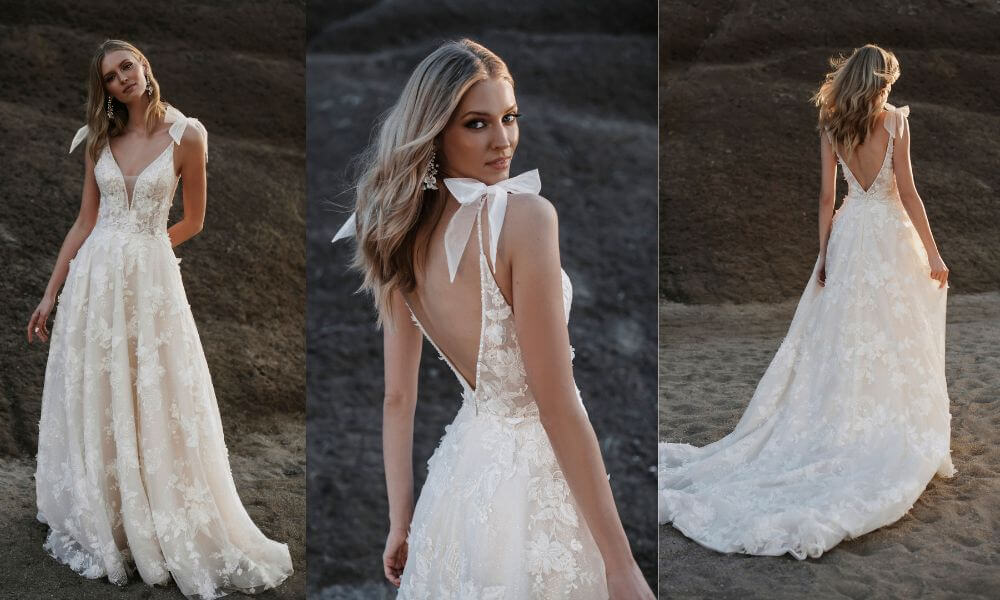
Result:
[404, 199, 496, 390]
[837, 110, 890, 192]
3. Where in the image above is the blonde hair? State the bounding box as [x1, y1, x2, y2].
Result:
[348, 39, 513, 326]
[812, 44, 900, 158]
[84, 39, 167, 163]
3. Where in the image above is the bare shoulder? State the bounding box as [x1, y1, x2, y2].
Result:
[178, 120, 207, 151]
[176, 120, 207, 167]
[503, 193, 558, 244]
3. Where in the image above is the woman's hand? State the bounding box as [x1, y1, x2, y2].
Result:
[382, 527, 409, 587]
[928, 254, 949, 288]
[817, 255, 827, 287]
[27, 296, 55, 343]
[606, 559, 655, 599]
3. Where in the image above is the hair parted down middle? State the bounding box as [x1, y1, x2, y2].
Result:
[84, 39, 168, 164]
[812, 43, 900, 159]
[347, 39, 513, 327]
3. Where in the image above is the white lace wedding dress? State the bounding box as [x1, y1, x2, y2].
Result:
[658, 104, 954, 559]
[337, 171, 607, 598]
[35, 106, 292, 598]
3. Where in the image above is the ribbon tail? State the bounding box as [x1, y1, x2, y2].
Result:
[69, 125, 89, 154]
[444, 202, 480, 281]
[332, 213, 357, 243]
[487, 189, 509, 268]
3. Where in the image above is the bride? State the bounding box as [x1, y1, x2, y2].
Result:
[658, 43, 954, 559]
[27, 39, 292, 598]
[332, 39, 653, 599]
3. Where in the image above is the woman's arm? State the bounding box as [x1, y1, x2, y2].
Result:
[381, 290, 423, 586]
[507, 196, 653, 598]
[27, 153, 100, 342]
[892, 116, 949, 287]
[816, 132, 838, 286]
[167, 125, 208, 247]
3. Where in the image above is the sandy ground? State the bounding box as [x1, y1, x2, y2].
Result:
[657, 292, 1000, 599]
[0, 1, 306, 598]
[306, 1, 658, 596]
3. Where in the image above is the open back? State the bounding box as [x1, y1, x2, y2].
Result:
[399, 171, 573, 417]
[828, 103, 909, 198]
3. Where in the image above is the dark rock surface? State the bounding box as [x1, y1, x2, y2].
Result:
[0, 1, 306, 598]
[660, 0, 1000, 303]
[306, 0, 658, 595]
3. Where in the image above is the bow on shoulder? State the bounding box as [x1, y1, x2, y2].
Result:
[68, 105, 208, 159]
[332, 169, 542, 282]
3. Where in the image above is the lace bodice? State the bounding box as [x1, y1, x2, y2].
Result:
[828, 103, 909, 203]
[70, 106, 207, 236]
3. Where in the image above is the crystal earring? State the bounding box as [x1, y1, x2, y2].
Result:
[146, 81, 152, 96]
[421, 150, 439, 190]
[106, 95, 114, 119]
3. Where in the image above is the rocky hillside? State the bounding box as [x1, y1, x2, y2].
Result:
[660, 0, 1000, 303]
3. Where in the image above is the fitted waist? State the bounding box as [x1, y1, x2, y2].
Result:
[92, 219, 170, 238]
[461, 388, 541, 424]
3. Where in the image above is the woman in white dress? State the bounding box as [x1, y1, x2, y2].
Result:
[332, 39, 653, 599]
[27, 39, 292, 598]
[658, 44, 954, 559]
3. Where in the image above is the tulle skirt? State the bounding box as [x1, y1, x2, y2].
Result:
[658, 193, 953, 559]
[399, 397, 607, 599]
[35, 225, 292, 598]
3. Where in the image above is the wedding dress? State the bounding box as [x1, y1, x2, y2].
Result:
[334, 170, 608, 599]
[35, 106, 292, 598]
[658, 104, 954, 559]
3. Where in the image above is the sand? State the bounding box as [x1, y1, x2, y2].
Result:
[658, 293, 1000, 599]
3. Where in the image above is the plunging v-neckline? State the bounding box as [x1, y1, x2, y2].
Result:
[107, 140, 175, 210]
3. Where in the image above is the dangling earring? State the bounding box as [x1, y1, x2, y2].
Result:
[145, 81, 152, 97]
[106, 95, 114, 119]
[422, 150, 439, 190]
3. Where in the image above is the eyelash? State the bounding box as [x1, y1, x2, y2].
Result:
[465, 112, 522, 129]
[105, 62, 133, 83]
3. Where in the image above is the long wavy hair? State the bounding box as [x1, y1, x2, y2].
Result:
[84, 39, 167, 163]
[348, 39, 513, 326]
[812, 44, 900, 159]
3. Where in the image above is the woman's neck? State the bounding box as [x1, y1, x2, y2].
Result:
[121, 95, 153, 135]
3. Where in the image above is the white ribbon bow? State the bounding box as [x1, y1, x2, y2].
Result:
[331, 169, 542, 282]
[441, 169, 540, 282]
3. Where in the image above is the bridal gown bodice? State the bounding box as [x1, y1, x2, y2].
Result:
[35, 106, 292, 599]
[94, 134, 181, 237]
[335, 170, 607, 599]
[658, 104, 954, 560]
